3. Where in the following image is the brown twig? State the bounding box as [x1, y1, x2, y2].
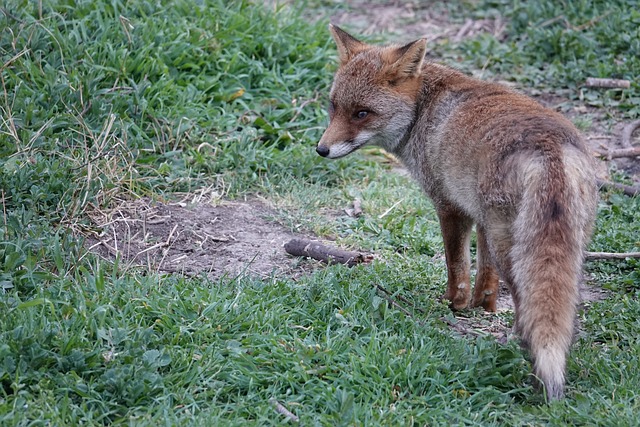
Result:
[597, 179, 640, 197]
[376, 289, 422, 323]
[372, 284, 429, 326]
[595, 117, 639, 158]
[585, 77, 630, 89]
[573, 11, 612, 31]
[288, 93, 319, 124]
[596, 146, 640, 160]
[585, 251, 640, 260]
[98, 239, 119, 257]
[284, 238, 372, 267]
[621, 119, 640, 148]
[454, 19, 474, 42]
[269, 399, 299, 423]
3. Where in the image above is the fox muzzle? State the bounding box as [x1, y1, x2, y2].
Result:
[316, 145, 330, 157]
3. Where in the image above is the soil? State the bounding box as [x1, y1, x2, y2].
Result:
[85, 0, 633, 339]
[85, 197, 317, 281]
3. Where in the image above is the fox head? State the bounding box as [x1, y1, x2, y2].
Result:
[316, 25, 427, 159]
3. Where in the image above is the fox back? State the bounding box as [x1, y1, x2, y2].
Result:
[317, 25, 598, 401]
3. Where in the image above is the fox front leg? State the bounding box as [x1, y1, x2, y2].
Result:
[438, 209, 473, 310]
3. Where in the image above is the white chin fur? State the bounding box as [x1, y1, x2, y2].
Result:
[328, 132, 373, 159]
[328, 143, 356, 158]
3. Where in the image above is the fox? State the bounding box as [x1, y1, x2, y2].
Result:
[316, 25, 598, 401]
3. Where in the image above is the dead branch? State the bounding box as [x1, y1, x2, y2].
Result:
[621, 119, 640, 148]
[607, 146, 640, 159]
[597, 179, 640, 197]
[585, 77, 630, 89]
[135, 223, 178, 257]
[585, 251, 640, 260]
[269, 399, 299, 423]
[596, 146, 640, 160]
[454, 19, 474, 42]
[595, 119, 639, 157]
[284, 238, 372, 267]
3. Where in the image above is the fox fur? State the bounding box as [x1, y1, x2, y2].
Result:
[316, 25, 598, 401]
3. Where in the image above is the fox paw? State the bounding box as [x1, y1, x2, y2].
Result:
[471, 290, 497, 312]
[442, 284, 470, 311]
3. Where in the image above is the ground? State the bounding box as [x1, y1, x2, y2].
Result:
[86, 196, 315, 280]
[86, 0, 631, 338]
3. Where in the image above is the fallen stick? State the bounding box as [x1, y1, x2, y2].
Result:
[585, 251, 640, 260]
[377, 291, 419, 320]
[585, 77, 631, 89]
[284, 238, 372, 267]
[596, 146, 640, 160]
[269, 399, 299, 423]
[621, 119, 640, 148]
[454, 18, 474, 42]
[594, 118, 640, 159]
[597, 179, 640, 197]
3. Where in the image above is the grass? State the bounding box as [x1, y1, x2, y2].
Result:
[444, 0, 640, 117]
[1, 0, 639, 425]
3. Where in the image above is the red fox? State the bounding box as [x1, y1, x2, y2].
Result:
[316, 25, 598, 400]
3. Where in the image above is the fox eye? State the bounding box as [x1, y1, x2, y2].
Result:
[354, 110, 369, 120]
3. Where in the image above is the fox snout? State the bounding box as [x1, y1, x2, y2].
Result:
[317, 123, 370, 159]
[316, 145, 330, 157]
[315, 138, 361, 159]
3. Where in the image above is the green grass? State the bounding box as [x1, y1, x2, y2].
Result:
[1, 0, 640, 425]
[445, 0, 640, 117]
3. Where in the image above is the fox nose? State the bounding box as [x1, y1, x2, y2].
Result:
[316, 145, 330, 157]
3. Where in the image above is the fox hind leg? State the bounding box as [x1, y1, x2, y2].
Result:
[438, 208, 474, 310]
[478, 211, 522, 321]
[471, 225, 500, 312]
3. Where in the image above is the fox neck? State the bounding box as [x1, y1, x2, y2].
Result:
[380, 102, 423, 155]
[379, 74, 441, 157]
[383, 99, 423, 157]
[387, 63, 460, 173]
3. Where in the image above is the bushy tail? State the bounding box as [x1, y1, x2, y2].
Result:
[510, 148, 596, 400]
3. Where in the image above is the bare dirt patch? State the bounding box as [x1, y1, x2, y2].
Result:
[327, 0, 505, 44]
[85, 197, 318, 280]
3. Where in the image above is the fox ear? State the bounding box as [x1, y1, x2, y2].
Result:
[390, 39, 427, 78]
[329, 24, 367, 64]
